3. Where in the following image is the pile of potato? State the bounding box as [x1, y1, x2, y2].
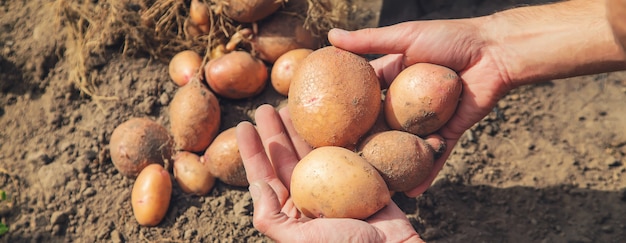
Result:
[108, 0, 461, 226]
[109, 0, 325, 227]
[288, 46, 462, 219]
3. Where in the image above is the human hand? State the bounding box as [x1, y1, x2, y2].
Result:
[237, 104, 423, 243]
[328, 19, 514, 197]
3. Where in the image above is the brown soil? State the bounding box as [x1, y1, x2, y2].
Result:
[2, 0, 626, 242]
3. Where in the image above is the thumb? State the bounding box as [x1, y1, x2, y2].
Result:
[328, 25, 414, 55]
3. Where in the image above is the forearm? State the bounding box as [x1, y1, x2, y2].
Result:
[480, 0, 626, 87]
[607, 0, 626, 50]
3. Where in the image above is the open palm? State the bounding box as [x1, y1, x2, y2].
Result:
[237, 105, 423, 243]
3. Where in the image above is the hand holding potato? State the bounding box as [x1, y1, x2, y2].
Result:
[236, 105, 423, 243]
[328, 0, 626, 197]
[329, 23, 510, 198]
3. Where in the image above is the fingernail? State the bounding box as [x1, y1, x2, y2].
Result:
[249, 182, 261, 202]
[330, 28, 349, 36]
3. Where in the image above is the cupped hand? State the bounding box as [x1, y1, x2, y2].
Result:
[328, 19, 514, 197]
[237, 104, 423, 243]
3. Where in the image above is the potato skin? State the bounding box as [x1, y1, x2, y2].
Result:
[168, 50, 202, 86]
[203, 127, 248, 187]
[288, 46, 381, 149]
[220, 0, 281, 23]
[131, 164, 172, 226]
[270, 48, 313, 96]
[251, 11, 320, 63]
[290, 146, 390, 219]
[384, 63, 462, 136]
[109, 117, 173, 177]
[173, 151, 216, 196]
[358, 130, 437, 192]
[169, 79, 221, 152]
[204, 51, 268, 99]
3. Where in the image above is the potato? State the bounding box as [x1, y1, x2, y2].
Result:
[358, 130, 441, 192]
[360, 101, 390, 140]
[204, 51, 268, 99]
[607, 0, 626, 51]
[109, 117, 173, 177]
[173, 151, 216, 196]
[250, 10, 320, 64]
[203, 127, 248, 187]
[291, 146, 390, 219]
[169, 78, 221, 152]
[168, 50, 203, 86]
[189, 0, 210, 26]
[131, 164, 172, 226]
[217, 0, 281, 23]
[384, 63, 462, 136]
[288, 46, 381, 149]
[270, 48, 313, 96]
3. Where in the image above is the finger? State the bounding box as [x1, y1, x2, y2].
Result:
[254, 104, 300, 190]
[369, 54, 405, 88]
[278, 107, 312, 159]
[367, 203, 425, 243]
[237, 121, 275, 183]
[368, 202, 408, 223]
[328, 25, 415, 56]
[236, 121, 290, 204]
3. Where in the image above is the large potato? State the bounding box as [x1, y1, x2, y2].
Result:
[288, 46, 381, 149]
[291, 146, 390, 219]
[384, 63, 462, 136]
[109, 117, 173, 177]
[169, 78, 221, 152]
[358, 130, 440, 192]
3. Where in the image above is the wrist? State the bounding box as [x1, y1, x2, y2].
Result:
[480, 0, 626, 87]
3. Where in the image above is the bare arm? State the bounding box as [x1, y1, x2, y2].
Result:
[481, 0, 626, 87]
[607, 0, 626, 50]
[329, 0, 626, 197]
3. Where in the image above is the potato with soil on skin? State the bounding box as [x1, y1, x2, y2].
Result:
[203, 127, 248, 187]
[215, 0, 282, 23]
[290, 146, 390, 219]
[270, 48, 313, 96]
[288, 46, 381, 149]
[250, 9, 321, 64]
[131, 163, 172, 226]
[357, 130, 445, 192]
[109, 117, 173, 177]
[173, 151, 216, 196]
[384, 63, 462, 137]
[360, 100, 390, 140]
[169, 78, 221, 152]
[204, 51, 268, 99]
